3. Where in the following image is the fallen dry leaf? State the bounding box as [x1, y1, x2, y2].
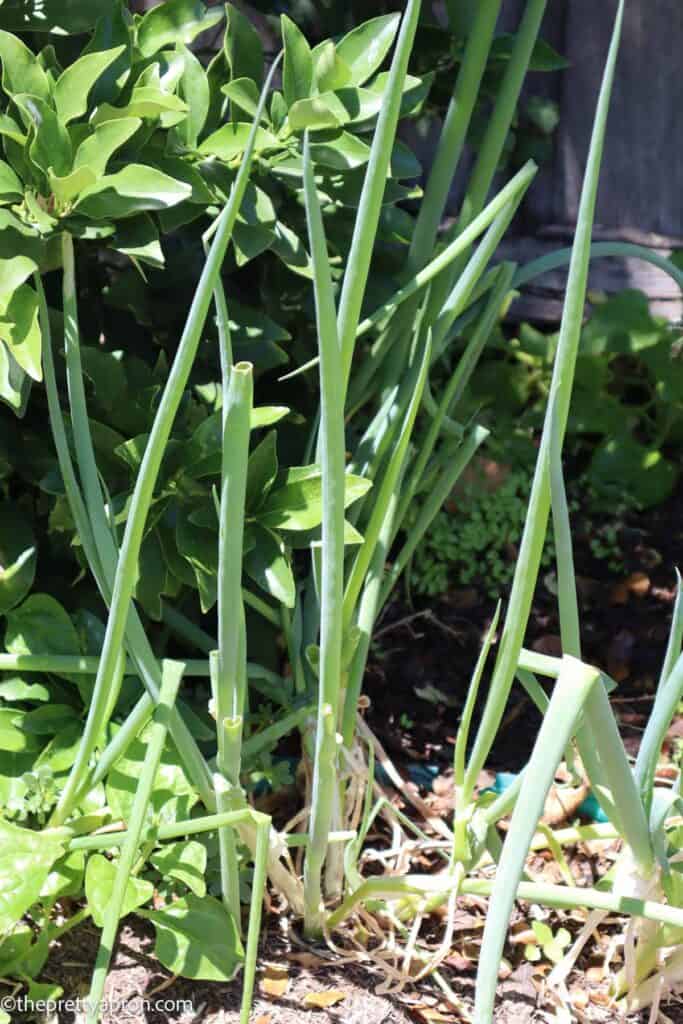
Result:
[260, 965, 290, 999]
[303, 989, 347, 1008]
[626, 571, 650, 597]
[412, 1008, 459, 1023]
[286, 951, 326, 969]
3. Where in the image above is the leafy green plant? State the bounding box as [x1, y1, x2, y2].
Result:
[409, 466, 555, 597]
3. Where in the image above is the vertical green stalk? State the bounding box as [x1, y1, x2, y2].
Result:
[341, 477, 404, 749]
[338, 0, 421, 389]
[425, 0, 548, 325]
[214, 362, 253, 925]
[342, 337, 431, 631]
[51, 59, 280, 827]
[464, 0, 626, 795]
[240, 816, 271, 1024]
[87, 660, 185, 1024]
[408, 0, 502, 265]
[473, 657, 600, 1024]
[301, 133, 346, 934]
[216, 363, 253, 749]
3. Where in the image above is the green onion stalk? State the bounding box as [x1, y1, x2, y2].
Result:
[214, 362, 253, 925]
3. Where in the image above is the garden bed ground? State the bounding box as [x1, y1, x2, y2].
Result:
[26, 483, 683, 1023]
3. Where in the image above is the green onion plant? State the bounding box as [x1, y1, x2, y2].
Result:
[3, 2, 683, 1021]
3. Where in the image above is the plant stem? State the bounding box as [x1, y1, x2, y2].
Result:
[50, 64, 278, 828]
[301, 132, 347, 931]
[337, 0, 421, 390]
[464, 0, 626, 794]
[408, 0, 502, 265]
[87, 660, 185, 1024]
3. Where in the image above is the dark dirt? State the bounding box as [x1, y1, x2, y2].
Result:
[364, 476, 683, 778]
[33, 907, 683, 1023]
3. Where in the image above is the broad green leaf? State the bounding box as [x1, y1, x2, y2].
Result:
[175, 44, 209, 149]
[281, 14, 313, 107]
[74, 165, 191, 219]
[22, 704, 79, 735]
[5, 593, 80, 681]
[251, 406, 290, 430]
[0, 283, 42, 380]
[244, 523, 295, 608]
[0, 502, 36, 614]
[40, 849, 85, 901]
[35, 722, 82, 772]
[0, 924, 33, 976]
[224, 4, 263, 84]
[0, 339, 30, 415]
[368, 71, 432, 117]
[49, 166, 97, 205]
[92, 87, 187, 125]
[246, 430, 278, 509]
[176, 511, 217, 613]
[73, 117, 141, 178]
[588, 436, 677, 508]
[138, 0, 224, 58]
[0, 708, 41, 753]
[259, 465, 372, 531]
[113, 214, 164, 269]
[313, 40, 351, 92]
[54, 47, 125, 124]
[198, 122, 279, 161]
[389, 139, 422, 179]
[0, 159, 21, 201]
[83, 3, 132, 106]
[233, 221, 274, 266]
[270, 220, 313, 278]
[288, 95, 345, 133]
[0, 678, 49, 701]
[85, 853, 154, 928]
[150, 841, 207, 897]
[0, 748, 35, 810]
[0, 255, 38, 294]
[221, 77, 261, 120]
[106, 727, 198, 827]
[0, 210, 45, 265]
[289, 87, 384, 132]
[0, 30, 50, 101]
[0, 821, 69, 932]
[140, 894, 244, 981]
[309, 130, 370, 170]
[0, 113, 24, 145]
[135, 528, 168, 620]
[14, 94, 72, 178]
[335, 13, 401, 86]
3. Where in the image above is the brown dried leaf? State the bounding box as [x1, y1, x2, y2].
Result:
[626, 571, 650, 597]
[260, 965, 290, 999]
[303, 989, 347, 1008]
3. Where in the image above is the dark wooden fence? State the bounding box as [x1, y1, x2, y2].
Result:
[497, 0, 682, 321]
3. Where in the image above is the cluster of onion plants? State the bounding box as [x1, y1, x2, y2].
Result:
[2, 1, 683, 1022]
